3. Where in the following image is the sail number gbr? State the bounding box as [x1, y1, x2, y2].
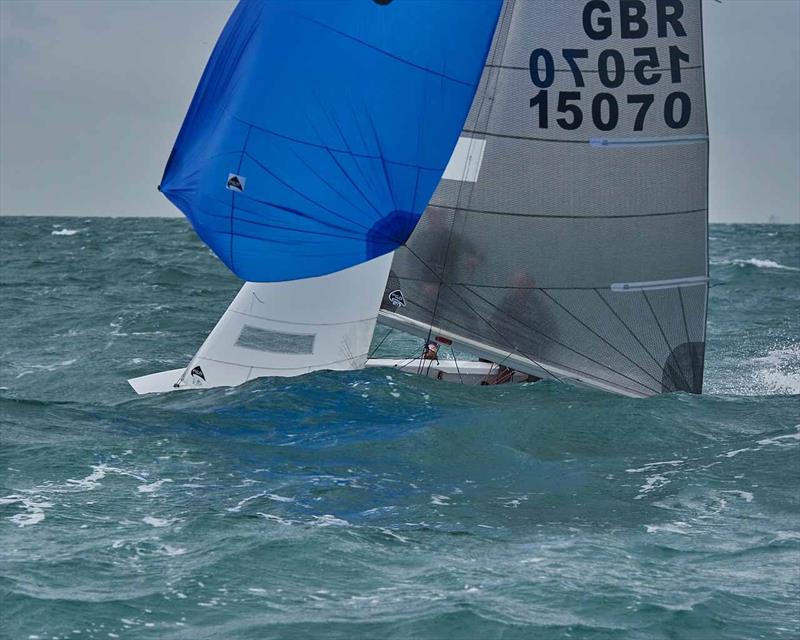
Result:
[528, 46, 691, 132]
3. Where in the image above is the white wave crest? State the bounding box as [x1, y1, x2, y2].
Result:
[51, 228, 79, 236]
[142, 516, 178, 528]
[752, 345, 800, 395]
[713, 258, 799, 271]
[0, 494, 53, 527]
[137, 479, 173, 494]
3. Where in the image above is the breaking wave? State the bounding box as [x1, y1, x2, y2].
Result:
[712, 257, 800, 271]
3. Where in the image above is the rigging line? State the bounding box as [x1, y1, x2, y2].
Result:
[417, 0, 514, 348]
[368, 326, 394, 359]
[390, 286, 649, 397]
[593, 288, 672, 375]
[463, 284, 659, 395]
[230, 124, 253, 274]
[450, 346, 465, 386]
[401, 243, 567, 386]
[420, 0, 512, 345]
[342, 339, 357, 368]
[642, 291, 692, 391]
[538, 289, 666, 390]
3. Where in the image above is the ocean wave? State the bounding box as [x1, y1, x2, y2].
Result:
[752, 345, 800, 395]
[712, 257, 799, 271]
[51, 228, 80, 236]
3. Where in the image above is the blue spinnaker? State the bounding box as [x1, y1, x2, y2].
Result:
[161, 0, 502, 282]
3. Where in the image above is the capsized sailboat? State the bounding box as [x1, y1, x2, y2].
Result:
[130, 0, 709, 398]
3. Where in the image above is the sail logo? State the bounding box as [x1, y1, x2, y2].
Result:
[190, 365, 206, 385]
[226, 173, 246, 193]
[388, 289, 406, 308]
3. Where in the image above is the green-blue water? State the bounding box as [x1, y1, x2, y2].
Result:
[1, 217, 798, 640]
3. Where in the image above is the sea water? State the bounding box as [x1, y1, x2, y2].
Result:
[1, 217, 798, 639]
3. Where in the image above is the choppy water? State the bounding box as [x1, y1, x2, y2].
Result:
[1, 217, 798, 640]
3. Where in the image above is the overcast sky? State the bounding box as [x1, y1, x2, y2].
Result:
[1, 0, 798, 223]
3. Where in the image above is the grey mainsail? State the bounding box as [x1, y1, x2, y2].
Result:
[379, 0, 709, 397]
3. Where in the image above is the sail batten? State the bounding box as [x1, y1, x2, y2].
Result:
[381, 0, 709, 397]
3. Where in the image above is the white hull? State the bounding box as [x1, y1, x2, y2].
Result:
[127, 358, 532, 395]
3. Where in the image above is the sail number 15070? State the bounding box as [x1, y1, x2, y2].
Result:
[528, 46, 692, 131]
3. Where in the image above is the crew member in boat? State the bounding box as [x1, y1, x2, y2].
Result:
[422, 341, 440, 361]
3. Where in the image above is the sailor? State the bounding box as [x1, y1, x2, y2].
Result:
[422, 341, 440, 361]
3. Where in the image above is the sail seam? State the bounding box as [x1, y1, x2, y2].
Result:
[295, 14, 475, 87]
[462, 129, 709, 145]
[196, 354, 369, 371]
[427, 203, 706, 220]
[230, 117, 445, 173]
[383, 275, 708, 291]
[485, 63, 703, 74]
[229, 309, 377, 328]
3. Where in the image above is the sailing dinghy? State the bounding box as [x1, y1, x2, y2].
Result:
[130, 0, 709, 398]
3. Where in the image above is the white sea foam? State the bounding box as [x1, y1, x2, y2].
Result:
[265, 493, 294, 503]
[257, 512, 295, 525]
[1, 494, 53, 527]
[645, 521, 692, 535]
[626, 460, 684, 473]
[16, 358, 77, 378]
[311, 514, 350, 527]
[379, 528, 409, 543]
[757, 427, 800, 448]
[713, 257, 800, 271]
[635, 474, 671, 499]
[750, 345, 800, 395]
[142, 516, 177, 528]
[721, 490, 754, 503]
[226, 491, 268, 512]
[430, 494, 451, 506]
[137, 479, 173, 494]
[63, 464, 146, 491]
[51, 228, 79, 236]
[160, 545, 187, 556]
